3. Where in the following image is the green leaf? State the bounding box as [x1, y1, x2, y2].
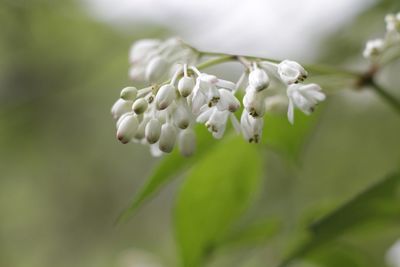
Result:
[221, 217, 281, 247]
[117, 125, 216, 223]
[175, 135, 263, 267]
[262, 110, 319, 160]
[309, 173, 400, 239]
[279, 172, 400, 267]
[306, 242, 374, 267]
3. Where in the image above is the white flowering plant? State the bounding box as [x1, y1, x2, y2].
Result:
[111, 12, 400, 267]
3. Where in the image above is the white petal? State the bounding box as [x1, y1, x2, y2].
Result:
[230, 114, 241, 134]
[287, 99, 294, 125]
[196, 107, 213, 123]
[216, 79, 236, 90]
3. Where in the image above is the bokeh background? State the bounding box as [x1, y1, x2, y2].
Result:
[1, 0, 400, 266]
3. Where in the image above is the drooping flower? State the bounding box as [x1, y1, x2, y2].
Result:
[286, 83, 325, 124]
[277, 60, 308, 84]
[240, 111, 264, 143]
[249, 67, 270, 91]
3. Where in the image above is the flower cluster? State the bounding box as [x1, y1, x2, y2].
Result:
[363, 12, 400, 60]
[111, 38, 325, 157]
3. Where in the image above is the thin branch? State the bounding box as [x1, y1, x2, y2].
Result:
[370, 82, 400, 115]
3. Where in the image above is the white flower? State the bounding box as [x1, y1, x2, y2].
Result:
[363, 39, 385, 59]
[249, 67, 270, 91]
[178, 128, 196, 157]
[133, 117, 149, 140]
[111, 99, 133, 119]
[129, 67, 146, 82]
[116, 114, 139, 144]
[132, 98, 148, 114]
[385, 13, 400, 44]
[287, 83, 325, 124]
[205, 109, 230, 139]
[112, 38, 327, 157]
[158, 123, 177, 153]
[120, 86, 138, 101]
[190, 73, 218, 114]
[155, 84, 176, 110]
[178, 76, 195, 97]
[386, 239, 400, 267]
[240, 111, 263, 143]
[278, 60, 308, 84]
[173, 100, 191, 129]
[215, 79, 236, 90]
[190, 85, 207, 115]
[145, 119, 162, 144]
[243, 86, 266, 118]
[197, 106, 229, 139]
[385, 13, 400, 34]
[129, 39, 160, 64]
[145, 56, 169, 82]
[116, 112, 132, 129]
[216, 89, 241, 112]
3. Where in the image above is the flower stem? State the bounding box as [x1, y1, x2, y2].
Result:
[370, 82, 400, 115]
[196, 55, 236, 70]
[198, 50, 359, 77]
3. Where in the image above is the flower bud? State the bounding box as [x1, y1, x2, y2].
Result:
[116, 114, 139, 144]
[145, 56, 168, 82]
[116, 112, 132, 129]
[278, 60, 308, 84]
[120, 86, 138, 101]
[134, 118, 149, 140]
[155, 84, 176, 110]
[178, 76, 195, 97]
[174, 104, 191, 129]
[132, 98, 148, 114]
[158, 123, 177, 153]
[145, 119, 162, 144]
[178, 128, 196, 157]
[111, 99, 133, 119]
[249, 68, 270, 91]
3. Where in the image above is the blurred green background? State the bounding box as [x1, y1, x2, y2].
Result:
[0, 0, 400, 267]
